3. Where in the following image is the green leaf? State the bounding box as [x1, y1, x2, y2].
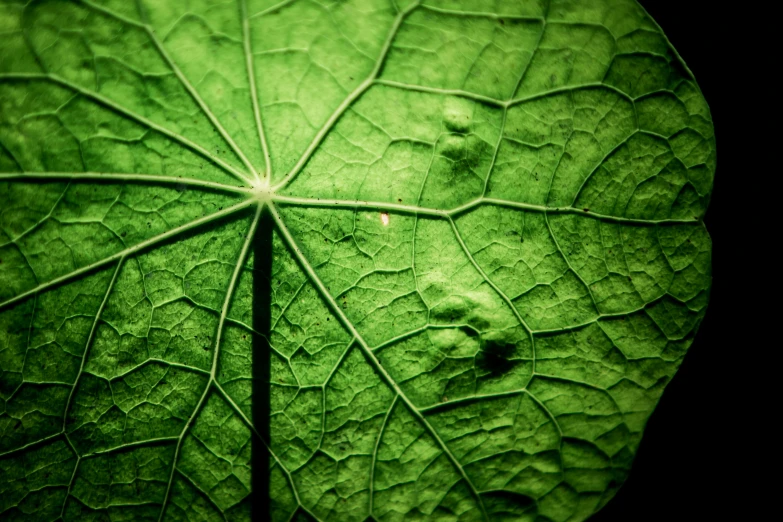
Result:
[0, 0, 714, 520]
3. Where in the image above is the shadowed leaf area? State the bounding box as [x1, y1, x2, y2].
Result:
[0, 0, 713, 521]
[477, 340, 518, 376]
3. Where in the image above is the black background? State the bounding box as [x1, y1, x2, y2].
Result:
[594, 1, 747, 521]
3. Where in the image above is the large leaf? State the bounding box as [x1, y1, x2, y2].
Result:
[0, 0, 714, 520]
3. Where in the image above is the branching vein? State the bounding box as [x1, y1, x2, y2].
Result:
[269, 201, 490, 521]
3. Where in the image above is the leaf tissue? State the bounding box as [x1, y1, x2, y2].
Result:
[0, 0, 714, 520]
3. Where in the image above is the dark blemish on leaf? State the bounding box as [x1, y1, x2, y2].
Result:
[583, 208, 590, 213]
[459, 325, 479, 338]
[121, 231, 127, 238]
[477, 340, 517, 376]
[447, 159, 476, 181]
[498, 18, 505, 25]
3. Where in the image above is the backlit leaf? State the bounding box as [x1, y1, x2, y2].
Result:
[0, 0, 714, 520]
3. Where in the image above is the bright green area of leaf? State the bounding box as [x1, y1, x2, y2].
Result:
[0, 0, 713, 520]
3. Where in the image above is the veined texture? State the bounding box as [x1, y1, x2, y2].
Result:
[0, 1, 714, 521]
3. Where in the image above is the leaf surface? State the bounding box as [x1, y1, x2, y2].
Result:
[0, 0, 714, 520]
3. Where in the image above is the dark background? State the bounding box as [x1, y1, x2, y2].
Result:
[594, 1, 747, 521]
